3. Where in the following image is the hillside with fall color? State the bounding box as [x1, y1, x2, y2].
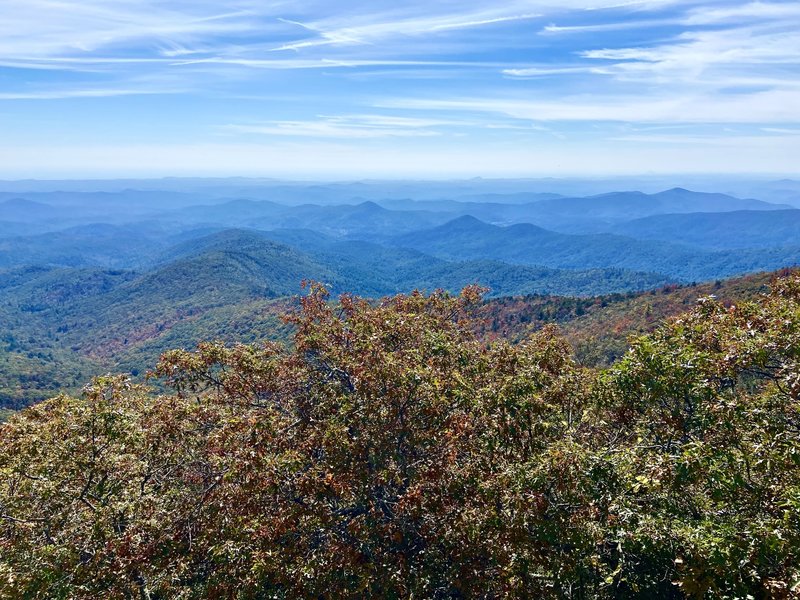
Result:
[480, 269, 786, 366]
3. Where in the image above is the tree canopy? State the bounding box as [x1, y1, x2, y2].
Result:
[1, 275, 799, 598]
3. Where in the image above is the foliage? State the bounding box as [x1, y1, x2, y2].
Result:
[596, 272, 800, 597]
[480, 270, 779, 367]
[1, 274, 800, 598]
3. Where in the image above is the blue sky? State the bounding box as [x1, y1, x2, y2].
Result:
[0, 0, 798, 178]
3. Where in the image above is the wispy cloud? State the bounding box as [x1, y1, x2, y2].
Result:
[521, 0, 800, 105]
[576, 10, 800, 91]
[609, 130, 800, 145]
[222, 114, 460, 139]
[760, 127, 800, 135]
[1, 0, 798, 176]
[0, 1, 257, 59]
[540, 18, 678, 34]
[581, 27, 800, 68]
[502, 65, 603, 77]
[380, 89, 800, 123]
[684, 1, 800, 24]
[0, 88, 176, 100]
[174, 57, 510, 70]
[269, 11, 542, 52]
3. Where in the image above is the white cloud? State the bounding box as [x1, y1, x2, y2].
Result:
[760, 127, 800, 135]
[582, 27, 800, 67]
[610, 131, 800, 144]
[502, 65, 604, 77]
[0, 1, 545, 63]
[0, 88, 175, 100]
[0, 1, 257, 60]
[269, 11, 542, 52]
[541, 2, 800, 34]
[381, 88, 800, 123]
[222, 114, 462, 138]
[174, 57, 508, 70]
[684, 1, 800, 24]
[529, 0, 800, 98]
[1, 0, 798, 176]
[540, 17, 678, 33]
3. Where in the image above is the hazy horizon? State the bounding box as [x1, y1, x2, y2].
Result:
[0, 174, 798, 185]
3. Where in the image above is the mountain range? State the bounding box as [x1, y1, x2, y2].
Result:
[1, 178, 799, 409]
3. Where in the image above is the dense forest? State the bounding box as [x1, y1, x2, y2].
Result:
[1, 271, 798, 598]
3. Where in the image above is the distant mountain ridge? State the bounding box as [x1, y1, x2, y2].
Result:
[375, 188, 788, 232]
[610, 209, 800, 249]
[512, 188, 789, 232]
[393, 214, 800, 281]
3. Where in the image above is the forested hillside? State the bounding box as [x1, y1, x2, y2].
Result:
[0, 238, 655, 411]
[0, 262, 777, 410]
[2, 271, 798, 598]
[480, 270, 782, 366]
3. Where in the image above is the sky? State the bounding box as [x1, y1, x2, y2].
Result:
[0, 0, 798, 178]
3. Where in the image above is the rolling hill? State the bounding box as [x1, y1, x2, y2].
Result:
[0, 228, 675, 408]
[2, 256, 787, 410]
[0, 223, 180, 269]
[610, 209, 800, 249]
[394, 215, 800, 281]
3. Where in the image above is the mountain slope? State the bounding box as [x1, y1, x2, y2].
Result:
[480, 269, 786, 366]
[0, 266, 133, 409]
[0, 198, 62, 222]
[610, 209, 800, 249]
[0, 227, 676, 408]
[0, 223, 181, 269]
[523, 188, 789, 232]
[394, 216, 800, 281]
[162, 228, 671, 298]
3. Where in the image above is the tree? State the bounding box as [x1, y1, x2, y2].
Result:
[1, 274, 799, 598]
